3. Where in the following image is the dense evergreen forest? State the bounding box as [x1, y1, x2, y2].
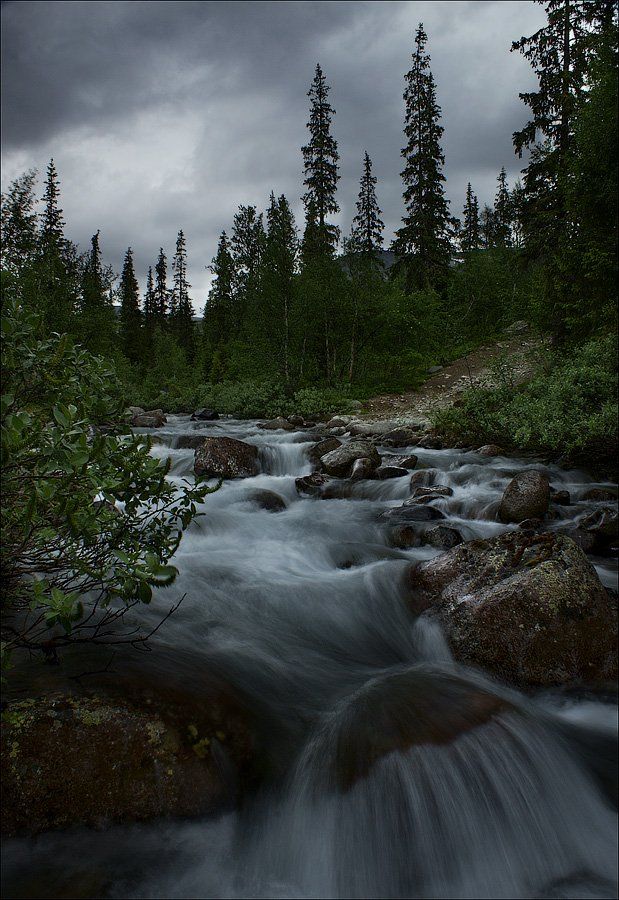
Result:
[2, 1, 615, 423]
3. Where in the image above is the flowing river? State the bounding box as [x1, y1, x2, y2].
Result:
[2, 416, 618, 899]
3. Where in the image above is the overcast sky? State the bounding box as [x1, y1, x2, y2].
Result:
[1, 0, 545, 310]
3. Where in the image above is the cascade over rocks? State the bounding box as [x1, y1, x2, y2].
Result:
[194, 436, 259, 479]
[320, 441, 380, 477]
[499, 470, 551, 523]
[328, 667, 515, 791]
[408, 531, 617, 686]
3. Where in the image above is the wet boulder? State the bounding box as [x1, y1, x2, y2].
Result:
[325, 417, 350, 430]
[191, 408, 219, 421]
[382, 504, 445, 523]
[258, 417, 295, 431]
[477, 444, 506, 457]
[320, 440, 380, 477]
[408, 531, 617, 687]
[578, 506, 618, 553]
[407, 485, 453, 503]
[551, 489, 571, 505]
[410, 469, 438, 489]
[351, 457, 376, 481]
[132, 408, 167, 428]
[498, 470, 550, 523]
[175, 434, 213, 450]
[389, 454, 418, 470]
[374, 466, 410, 480]
[308, 437, 342, 469]
[422, 525, 463, 551]
[194, 436, 259, 479]
[247, 489, 287, 512]
[582, 488, 618, 503]
[387, 525, 421, 549]
[287, 414, 306, 427]
[381, 426, 422, 447]
[295, 472, 333, 497]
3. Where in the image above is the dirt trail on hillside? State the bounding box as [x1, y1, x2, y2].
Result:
[362, 323, 549, 424]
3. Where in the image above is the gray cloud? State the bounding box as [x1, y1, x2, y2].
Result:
[1, 0, 545, 309]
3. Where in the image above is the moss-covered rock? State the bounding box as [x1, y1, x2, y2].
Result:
[408, 531, 617, 687]
[1, 691, 253, 837]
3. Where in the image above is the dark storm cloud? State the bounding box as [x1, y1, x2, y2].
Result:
[1, 1, 545, 307]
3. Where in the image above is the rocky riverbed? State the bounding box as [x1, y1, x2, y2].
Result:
[2, 413, 617, 899]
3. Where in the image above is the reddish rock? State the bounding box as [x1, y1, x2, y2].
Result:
[194, 436, 259, 479]
[499, 470, 550, 523]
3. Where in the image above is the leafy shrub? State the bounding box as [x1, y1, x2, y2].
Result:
[432, 334, 618, 457]
[1, 302, 212, 671]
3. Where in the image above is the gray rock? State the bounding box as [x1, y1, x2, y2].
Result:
[422, 525, 463, 550]
[295, 473, 332, 496]
[351, 457, 376, 481]
[308, 437, 342, 469]
[320, 441, 380, 477]
[258, 417, 295, 431]
[499, 470, 550, 523]
[191, 408, 219, 421]
[427, 365, 444, 375]
[381, 426, 422, 447]
[410, 469, 438, 489]
[247, 489, 287, 512]
[407, 485, 453, 503]
[375, 466, 410, 480]
[552, 489, 571, 505]
[477, 444, 506, 457]
[287, 414, 306, 427]
[382, 505, 445, 523]
[387, 525, 421, 549]
[194, 437, 259, 479]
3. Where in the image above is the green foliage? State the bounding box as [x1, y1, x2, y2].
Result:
[432, 334, 618, 457]
[1, 300, 212, 662]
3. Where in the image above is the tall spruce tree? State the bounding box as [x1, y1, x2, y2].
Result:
[142, 266, 157, 355]
[36, 159, 78, 331]
[154, 248, 169, 323]
[392, 24, 451, 292]
[0, 170, 38, 278]
[230, 205, 265, 335]
[171, 229, 195, 357]
[461, 183, 481, 254]
[79, 231, 115, 354]
[261, 193, 298, 380]
[118, 247, 142, 364]
[493, 168, 512, 248]
[351, 152, 384, 256]
[203, 230, 235, 380]
[480, 205, 497, 250]
[301, 63, 340, 257]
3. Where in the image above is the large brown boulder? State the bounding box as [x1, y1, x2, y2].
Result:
[320, 440, 380, 477]
[408, 531, 617, 686]
[499, 470, 550, 523]
[327, 667, 514, 791]
[194, 436, 259, 479]
[132, 409, 167, 428]
[1, 693, 252, 837]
